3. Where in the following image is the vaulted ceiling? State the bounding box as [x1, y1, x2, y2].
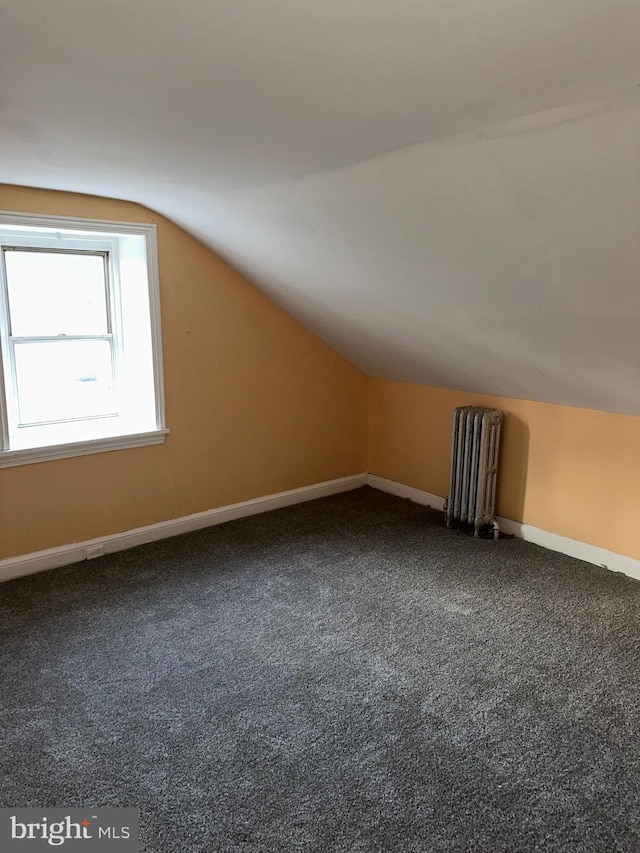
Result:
[2, 0, 639, 414]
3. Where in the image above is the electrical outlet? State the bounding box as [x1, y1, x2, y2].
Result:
[86, 545, 104, 559]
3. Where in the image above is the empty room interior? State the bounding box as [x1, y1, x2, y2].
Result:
[1, 1, 640, 850]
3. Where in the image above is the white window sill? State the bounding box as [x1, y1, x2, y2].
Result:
[0, 428, 170, 468]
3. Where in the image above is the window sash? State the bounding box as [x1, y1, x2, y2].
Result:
[2, 246, 112, 337]
[10, 336, 118, 428]
[0, 245, 123, 435]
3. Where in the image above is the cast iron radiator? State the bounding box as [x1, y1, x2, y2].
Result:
[444, 406, 503, 539]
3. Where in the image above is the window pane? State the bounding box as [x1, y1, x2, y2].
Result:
[5, 251, 109, 336]
[14, 340, 116, 425]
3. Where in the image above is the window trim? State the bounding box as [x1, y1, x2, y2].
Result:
[0, 211, 168, 468]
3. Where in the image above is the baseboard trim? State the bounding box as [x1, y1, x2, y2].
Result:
[367, 474, 640, 582]
[367, 474, 446, 512]
[4, 472, 638, 585]
[0, 474, 368, 583]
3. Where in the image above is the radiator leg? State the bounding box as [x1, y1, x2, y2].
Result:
[473, 520, 482, 538]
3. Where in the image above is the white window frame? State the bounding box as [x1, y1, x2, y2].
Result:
[0, 211, 168, 468]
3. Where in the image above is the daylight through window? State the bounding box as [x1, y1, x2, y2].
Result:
[0, 213, 167, 466]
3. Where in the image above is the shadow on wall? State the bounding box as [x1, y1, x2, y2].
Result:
[497, 412, 529, 524]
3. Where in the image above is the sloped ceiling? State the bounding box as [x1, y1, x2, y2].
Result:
[1, 0, 639, 414]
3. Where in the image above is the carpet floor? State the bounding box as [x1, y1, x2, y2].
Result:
[1, 486, 639, 852]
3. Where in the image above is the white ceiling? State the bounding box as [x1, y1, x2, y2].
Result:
[2, 0, 640, 414]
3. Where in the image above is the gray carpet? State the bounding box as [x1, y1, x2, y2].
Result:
[1, 486, 639, 852]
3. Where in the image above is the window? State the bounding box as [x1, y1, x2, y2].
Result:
[0, 212, 167, 467]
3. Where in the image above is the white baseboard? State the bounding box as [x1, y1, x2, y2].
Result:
[367, 475, 446, 512]
[495, 518, 640, 582]
[4, 471, 638, 585]
[367, 474, 640, 582]
[0, 474, 368, 583]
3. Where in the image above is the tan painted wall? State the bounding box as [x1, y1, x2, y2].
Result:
[369, 378, 640, 561]
[0, 186, 368, 559]
[2, 187, 638, 565]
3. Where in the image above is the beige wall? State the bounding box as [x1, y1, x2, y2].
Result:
[0, 186, 368, 559]
[2, 186, 638, 565]
[369, 378, 640, 561]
